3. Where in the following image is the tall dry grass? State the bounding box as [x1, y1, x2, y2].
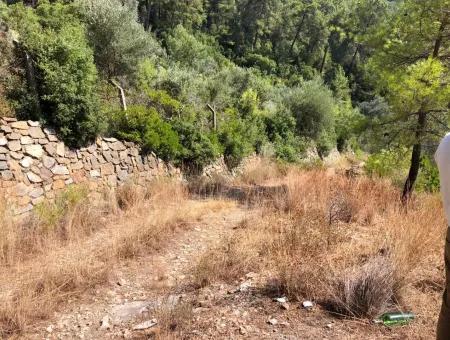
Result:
[0, 179, 231, 336]
[235, 157, 287, 186]
[194, 168, 446, 319]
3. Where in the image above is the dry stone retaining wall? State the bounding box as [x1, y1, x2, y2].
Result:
[0, 118, 181, 215]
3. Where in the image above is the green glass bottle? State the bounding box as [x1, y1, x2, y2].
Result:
[379, 312, 415, 326]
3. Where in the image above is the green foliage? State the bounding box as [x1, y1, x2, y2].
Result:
[172, 118, 221, 171]
[335, 104, 365, 152]
[147, 89, 182, 117]
[110, 106, 181, 161]
[365, 148, 441, 193]
[416, 156, 440, 193]
[5, 2, 101, 146]
[137, 0, 205, 34]
[78, 0, 161, 79]
[365, 147, 410, 186]
[264, 111, 303, 162]
[165, 25, 226, 72]
[242, 53, 277, 75]
[4, 0, 426, 174]
[218, 109, 260, 168]
[286, 78, 338, 156]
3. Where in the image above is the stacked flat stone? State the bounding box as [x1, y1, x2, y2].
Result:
[0, 118, 181, 215]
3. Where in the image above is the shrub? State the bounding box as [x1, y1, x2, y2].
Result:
[365, 148, 410, 186]
[147, 89, 182, 118]
[242, 53, 277, 75]
[265, 111, 304, 162]
[330, 256, 397, 318]
[172, 118, 222, 171]
[35, 185, 89, 228]
[5, 2, 101, 146]
[165, 25, 225, 73]
[286, 78, 337, 147]
[78, 0, 161, 79]
[416, 155, 440, 193]
[218, 109, 262, 168]
[110, 106, 181, 161]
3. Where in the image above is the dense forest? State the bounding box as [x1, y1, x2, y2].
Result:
[0, 0, 449, 199]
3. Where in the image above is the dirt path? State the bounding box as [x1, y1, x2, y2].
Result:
[23, 201, 250, 340]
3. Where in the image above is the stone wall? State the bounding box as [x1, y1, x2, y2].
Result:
[0, 118, 180, 215]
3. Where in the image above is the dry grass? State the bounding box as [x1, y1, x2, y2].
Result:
[235, 157, 287, 186]
[0, 179, 228, 336]
[188, 173, 231, 197]
[193, 167, 446, 322]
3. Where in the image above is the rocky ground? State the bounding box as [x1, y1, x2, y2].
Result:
[21, 198, 436, 340]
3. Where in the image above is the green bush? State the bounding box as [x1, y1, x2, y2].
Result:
[218, 109, 259, 168]
[147, 89, 182, 118]
[78, 0, 161, 79]
[365, 148, 410, 186]
[172, 118, 222, 171]
[264, 111, 303, 162]
[242, 53, 277, 75]
[5, 2, 101, 146]
[416, 156, 440, 193]
[287, 78, 337, 149]
[110, 106, 181, 161]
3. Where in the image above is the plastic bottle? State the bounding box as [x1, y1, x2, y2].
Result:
[378, 312, 415, 326]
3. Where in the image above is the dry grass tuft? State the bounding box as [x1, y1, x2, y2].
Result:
[116, 181, 144, 210]
[154, 301, 193, 339]
[329, 255, 397, 318]
[236, 158, 287, 186]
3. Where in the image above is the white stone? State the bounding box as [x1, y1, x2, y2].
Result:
[99, 316, 110, 331]
[20, 136, 33, 145]
[27, 172, 42, 183]
[28, 120, 40, 127]
[56, 142, 65, 157]
[28, 126, 46, 139]
[25, 145, 44, 158]
[20, 156, 33, 168]
[8, 141, 21, 152]
[51, 165, 69, 175]
[132, 319, 157, 331]
[29, 187, 44, 199]
[90, 170, 100, 178]
[42, 155, 56, 169]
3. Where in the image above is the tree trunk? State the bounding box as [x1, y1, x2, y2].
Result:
[109, 79, 127, 112]
[207, 104, 217, 131]
[401, 13, 448, 204]
[144, 1, 152, 32]
[16, 43, 41, 116]
[432, 14, 448, 59]
[402, 111, 426, 204]
[289, 13, 307, 57]
[319, 44, 329, 74]
[349, 44, 360, 72]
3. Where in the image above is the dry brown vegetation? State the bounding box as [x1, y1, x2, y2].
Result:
[0, 158, 446, 338]
[0, 178, 232, 337]
[194, 167, 446, 324]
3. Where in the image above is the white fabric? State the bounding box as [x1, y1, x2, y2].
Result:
[435, 133, 450, 224]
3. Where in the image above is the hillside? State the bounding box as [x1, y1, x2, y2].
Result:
[0, 0, 449, 339]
